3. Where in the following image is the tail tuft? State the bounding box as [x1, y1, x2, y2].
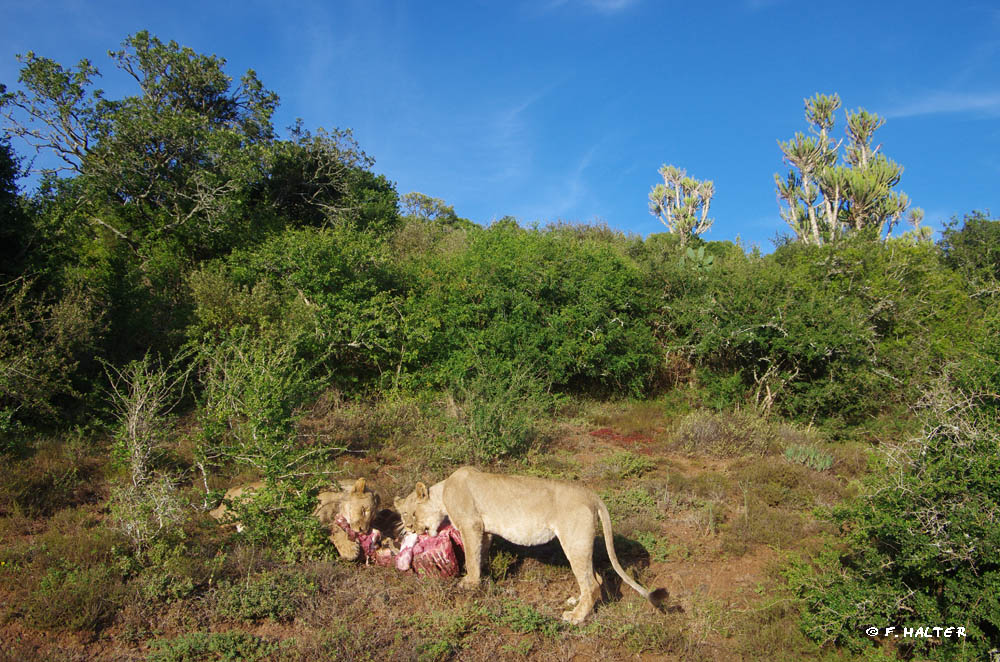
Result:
[648, 587, 669, 608]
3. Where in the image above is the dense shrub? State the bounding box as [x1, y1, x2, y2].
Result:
[147, 632, 280, 662]
[189, 226, 404, 390]
[790, 311, 1000, 659]
[939, 210, 1000, 298]
[214, 569, 316, 622]
[662, 237, 975, 423]
[453, 357, 560, 462]
[0, 277, 101, 442]
[402, 221, 659, 395]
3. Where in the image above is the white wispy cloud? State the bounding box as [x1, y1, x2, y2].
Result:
[884, 91, 1000, 119]
[538, 0, 639, 14]
[516, 144, 600, 222]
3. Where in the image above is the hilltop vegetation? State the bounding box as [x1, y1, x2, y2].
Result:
[1, 32, 998, 661]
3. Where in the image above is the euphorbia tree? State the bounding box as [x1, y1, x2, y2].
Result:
[776, 93, 913, 244]
[648, 164, 715, 248]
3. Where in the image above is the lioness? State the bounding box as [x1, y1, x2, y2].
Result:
[209, 478, 379, 561]
[395, 466, 667, 624]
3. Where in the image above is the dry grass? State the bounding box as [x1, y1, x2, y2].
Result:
[0, 394, 863, 661]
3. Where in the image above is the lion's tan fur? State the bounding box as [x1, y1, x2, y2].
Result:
[209, 477, 379, 560]
[395, 466, 666, 624]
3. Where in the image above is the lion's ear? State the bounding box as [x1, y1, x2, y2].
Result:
[373, 492, 381, 506]
[352, 477, 367, 494]
[415, 482, 428, 500]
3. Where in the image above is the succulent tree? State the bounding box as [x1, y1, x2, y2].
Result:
[648, 164, 714, 248]
[776, 93, 911, 244]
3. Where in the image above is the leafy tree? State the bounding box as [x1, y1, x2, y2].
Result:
[0, 133, 29, 279]
[939, 210, 1000, 299]
[401, 191, 457, 222]
[3, 32, 393, 367]
[776, 93, 913, 244]
[263, 121, 399, 235]
[2, 32, 279, 258]
[648, 164, 715, 248]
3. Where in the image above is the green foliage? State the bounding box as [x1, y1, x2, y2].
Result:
[215, 569, 316, 621]
[135, 536, 223, 603]
[3, 32, 395, 376]
[792, 332, 1000, 659]
[0, 136, 29, 280]
[108, 477, 187, 558]
[633, 531, 674, 562]
[776, 93, 911, 244]
[401, 191, 475, 230]
[454, 358, 559, 462]
[403, 221, 658, 394]
[195, 329, 324, 480]
[147, 632, 280, 662]
[190, 226, 404, 389]
[22, 563, 124, 632]
[600, 486, 660, 521]
[409, 608, 480, 662]
[939, 210, 1000, 298]
[681, 244, 715, 271]
[665, 237, 975, 423]
[599, 450, 656, 479]
[784, 444, 833, 472]
[0, 277, 100, 440]
[494, 601, 561, 636]
[222, 481, 334, 562]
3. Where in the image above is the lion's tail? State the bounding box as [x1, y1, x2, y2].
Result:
[596, 499, 669, 608]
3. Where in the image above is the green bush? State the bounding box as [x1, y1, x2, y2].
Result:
[791, 316, 1000, 659]
[494, 601, 561, 636]
[147, 632, 280, 662]
[215, 569, 316, 622]
[21, 563, 124, 632]
[939, 210, 1000, 297]
[401, 221, 658, 395]
[664, 237, 975, 424]
[195, 329, 325, 482]
[189, 226, 405, 390]
[0, 277, 101, 439]
[454, 358, 559, 462]
[221, 481, 334, 562]
[599, 450, 656, 479]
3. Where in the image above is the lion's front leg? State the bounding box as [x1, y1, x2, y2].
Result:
[329, 526, 361, 561]
[455, 521, 484, 589]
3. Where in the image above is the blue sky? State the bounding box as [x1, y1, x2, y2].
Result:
[3, 0, 999, 249]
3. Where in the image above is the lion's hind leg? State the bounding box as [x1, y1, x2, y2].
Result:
[556, 513, 602, 624]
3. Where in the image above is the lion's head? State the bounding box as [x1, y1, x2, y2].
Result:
[315, 477, 379, 533]
[394, 481, 445, 536]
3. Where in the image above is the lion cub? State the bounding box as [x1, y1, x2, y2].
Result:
[395, 466, 667, 624]
[209, 478, 379, 560]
